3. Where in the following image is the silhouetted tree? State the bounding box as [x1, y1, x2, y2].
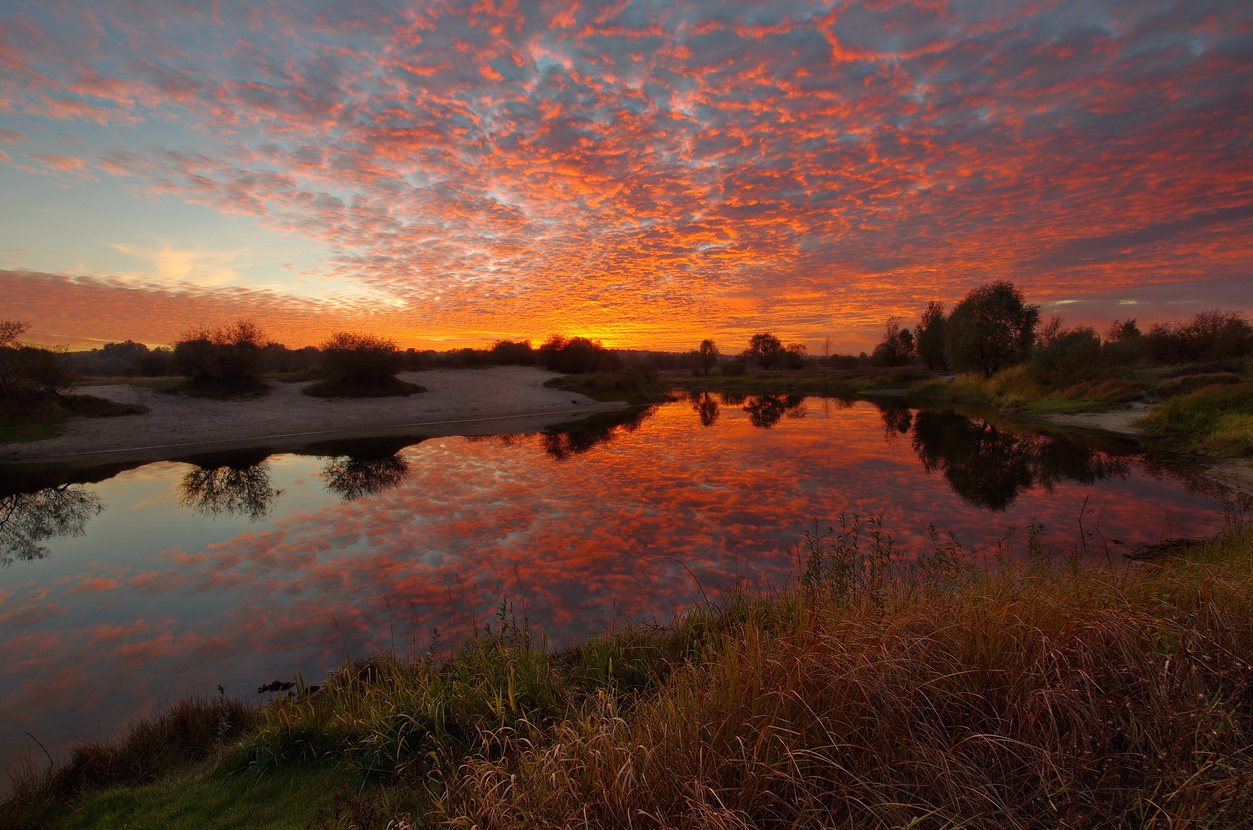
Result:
[538, 335, 619, 374]
[914, 301, 948, 370]
[742, 332, 786, 369]
[1145, 310, 1253, 363]
[944, 281, 1039, 377]
[489, 339, 535, 365]
[870, 317, 915, 366]
[696, 339, 719, 376]
[0, 319, 30, 395]
[783, 343, 808, 369]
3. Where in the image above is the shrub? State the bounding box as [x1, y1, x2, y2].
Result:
[319, 332, 402, 383]
[304, 332, 423, 398]
[537, 335, 620, 374]
[1145, 310, 1253, 363]
[1029, 323, 1102, 385]
[173, 321, 265, 384]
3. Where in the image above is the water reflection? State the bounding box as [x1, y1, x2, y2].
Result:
[691, 392, 719, 427]
[741, 394, 807, 429]
[540, 406, 656, 460]
[177, 451, 283, 520]
[0, 397, 1224, 789]
[0, 485, 103, 565]
[905, 409, 1133, 511]
[311, 438, 414, 502]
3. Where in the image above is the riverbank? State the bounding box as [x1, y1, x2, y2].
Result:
[5, 523, 1250, 829]
[0, 367, 628, 467]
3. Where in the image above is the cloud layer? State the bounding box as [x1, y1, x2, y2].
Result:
[2, 1, 1251, 349]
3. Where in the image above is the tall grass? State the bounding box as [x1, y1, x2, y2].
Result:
[440, 533, 1253, 828]
[8, 524, 1253, 828]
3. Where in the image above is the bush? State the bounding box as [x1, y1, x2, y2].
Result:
[1029, 324, 1102, 386]
[304, 332, 422, 398]
[537, 336, 620, 374]
[1146, 310, 1253, 363]
[319, 332, 402, 383]
[173, 321, 265, 384]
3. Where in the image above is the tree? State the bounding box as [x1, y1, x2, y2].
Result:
[870, 317, 915, 367]
[742, 332, 785, 369]
[538, 335, 619, 374]
[783, 342, 808, 369]
[914, 301, 948, 370]
[944, 281, 1039, 377]
[0, 320, 31, 394]
[696, 339, 719, 376]
[1105, 318, 1141, 343]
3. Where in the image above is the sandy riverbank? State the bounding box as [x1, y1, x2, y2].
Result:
[2, 366, 628, 467]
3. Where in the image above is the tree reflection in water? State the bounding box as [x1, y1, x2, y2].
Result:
[323, 454, 410, 501]
[691, 392, 720, 427]
[178, 451, 282, 520]
[541, 406, 657, 460]
[0, 484, 103, 565]
[904, 409, 1132, 511]
[741, 394, 807, 429]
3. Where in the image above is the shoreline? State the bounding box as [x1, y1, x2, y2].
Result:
[1032, 402, 1253, 497]
[1, 366, 628, 468]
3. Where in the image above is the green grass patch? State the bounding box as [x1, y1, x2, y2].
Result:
[58, 394, 148, 418]
[302, 376, 425, 398]
[1136, 382, 1253, 456]
[163, 378, 272, 400]
[58, 762, 364, 830]
[0, 420, 62, 443]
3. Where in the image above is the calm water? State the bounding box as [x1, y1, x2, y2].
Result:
[0, 395, 1226, 780]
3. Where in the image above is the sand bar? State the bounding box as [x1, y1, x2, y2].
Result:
[2, 366, 628, 467]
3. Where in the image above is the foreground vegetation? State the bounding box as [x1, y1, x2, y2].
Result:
[5, 517, 1252, 829]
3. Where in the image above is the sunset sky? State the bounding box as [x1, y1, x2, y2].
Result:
[2, 0, 1250, 353]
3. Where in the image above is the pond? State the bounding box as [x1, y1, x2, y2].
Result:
[0, 394, 1228, 782]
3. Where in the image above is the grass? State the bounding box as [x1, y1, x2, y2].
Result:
[0, 391, 147, 445]
[163, 378, 272, 400]
[543, 368, 658, 402]
[6, 513, 1252, 828]
[1136, 382, 1253, 457]
[0, 420, 62, 443]
[302, 376, 426, 398]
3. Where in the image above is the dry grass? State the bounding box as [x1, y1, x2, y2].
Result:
[8, 527, 1252, 829]
[437, 536, 1253, 828]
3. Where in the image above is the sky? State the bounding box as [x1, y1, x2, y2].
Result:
[1, 0, 1251, 353]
